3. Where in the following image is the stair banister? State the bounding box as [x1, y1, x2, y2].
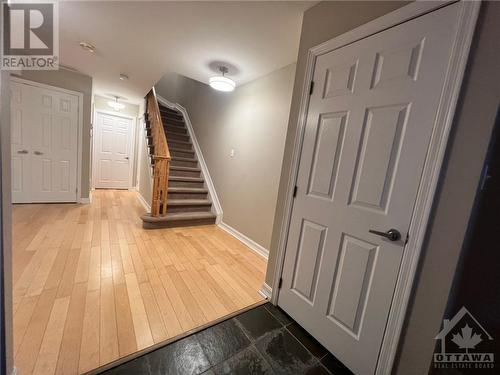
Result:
[146, 88, 171, 216]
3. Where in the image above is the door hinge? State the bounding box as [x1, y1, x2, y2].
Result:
[278, 278, 283, 289]
[309, 81, 315, 95]
[405, 232, 409, 245]
[293, 185, 298, 198]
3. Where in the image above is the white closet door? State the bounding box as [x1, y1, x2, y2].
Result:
[10, 81, 79, 203]
[11, 82, 32, 203]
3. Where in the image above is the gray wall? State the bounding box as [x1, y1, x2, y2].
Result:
[156, 63, 296, 250]
[14, 68, 93, 199]
[266, 0, 407, 284]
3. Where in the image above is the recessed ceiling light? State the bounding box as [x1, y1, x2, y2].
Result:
[79, 41, 96, 53]
[119, 73, 129, 81]
[209, 66, 235, 92]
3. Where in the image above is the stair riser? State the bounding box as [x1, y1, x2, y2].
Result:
[171, 159, 198, 168]
[168, 180, 204, 188]
[167, 141, 192, 151]
[167, 204, 212, 213]
[160, 110, 182, 117]
[165, 127, 188, 135]
[169, 169, 201, 178]
[162, 117, 184, 125]
[168, 133, 190, 142]
[159, 108, 181, 115]
[170, 149, 195, 158]
[143, 217, 216, 229]
[162, 118, 184, 125]
[168, 192, 208, 200]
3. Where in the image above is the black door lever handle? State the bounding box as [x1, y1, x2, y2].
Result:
[369, 228, 401, 241]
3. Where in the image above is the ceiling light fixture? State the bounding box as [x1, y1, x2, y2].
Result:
[79, 41, 96, 53]
[107, 96, 125, 111]
[209, 66, 235, 92]
[119, 73, 129, 81]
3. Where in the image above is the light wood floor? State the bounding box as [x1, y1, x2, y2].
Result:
[12, 189, 266, 375]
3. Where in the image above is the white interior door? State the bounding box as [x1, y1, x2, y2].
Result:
[279, 4, 463, 375]
[11, 82, 32, 203]
[94, 112, 134, 189]
[10, 81, 79, 203]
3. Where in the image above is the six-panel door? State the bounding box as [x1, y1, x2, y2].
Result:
[11, 81, 79, 203]
[279, 4, 462, 374]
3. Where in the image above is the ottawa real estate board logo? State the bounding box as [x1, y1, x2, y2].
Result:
[434, 307, 494, 370]
[1, 1, 59, 70]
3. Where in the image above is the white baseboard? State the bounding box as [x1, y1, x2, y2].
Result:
[259, 283, 272, 299]
[218, 221, 269, 259]
[78, 190, 92, 204]
[136, 191, 151, 212]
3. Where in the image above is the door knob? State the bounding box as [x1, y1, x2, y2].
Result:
[17, 150, 28, 154]
[33, 151, 44, 155]
[369, 228, 401, 241]
[125, 156, 129, 160]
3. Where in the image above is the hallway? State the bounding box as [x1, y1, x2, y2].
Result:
[12, 190, 266, 374]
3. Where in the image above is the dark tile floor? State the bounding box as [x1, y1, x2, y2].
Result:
[100, 303, 354, 375]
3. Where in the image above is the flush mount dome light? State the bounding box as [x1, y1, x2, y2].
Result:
[209, 66, 235, 92]
[108, 96, 125, 111]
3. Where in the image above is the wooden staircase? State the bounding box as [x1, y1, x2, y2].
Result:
[141, 89, 216, 228]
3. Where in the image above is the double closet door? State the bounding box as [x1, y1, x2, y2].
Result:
[11, 80, 79, 203]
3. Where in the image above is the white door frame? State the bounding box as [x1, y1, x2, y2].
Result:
[270, 1, 480, 374]
[92, 109, 136, 189]
[10, 76, 85, 203]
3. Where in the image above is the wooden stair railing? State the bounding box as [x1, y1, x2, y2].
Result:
[145, 88, 171, 216]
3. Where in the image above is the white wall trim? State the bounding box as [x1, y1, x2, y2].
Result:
[156, 95, 223, 223]
[135, 189, 152, 212]
[218, 221, 269, 259]
[270, 2, 480, 375]
[10, 76, 85, 203]
[135, 115, 154, 205]
[92, 109, 137, 190]
[79, 189, 92, 204]
[259, 283, 272, 299]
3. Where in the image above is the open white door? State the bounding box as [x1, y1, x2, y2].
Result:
[279, 4, 464, 374]
[94, 111, 135, 189]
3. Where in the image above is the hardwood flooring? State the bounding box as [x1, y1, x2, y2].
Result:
[12, 189, 266, 374]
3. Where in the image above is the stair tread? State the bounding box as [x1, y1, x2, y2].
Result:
[169, 176, 203, 182]
[163, 117, 184, 122]
[172, 156, 197, 162]
[167, 199, 211, 206]
[169, 147, 194, 153]
[159, 106, 180, 113]
[168, 139, 192, 145]
[165, 128, 187, 134]
[142, 211, 216, 222]
[170, 165, 200, 171]
[164, 123, 186, 129]
[160, 109, 181, 115]
[168, 187, 208, 193]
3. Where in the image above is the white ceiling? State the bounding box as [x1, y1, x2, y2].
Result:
[59, 1, 313, 104]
